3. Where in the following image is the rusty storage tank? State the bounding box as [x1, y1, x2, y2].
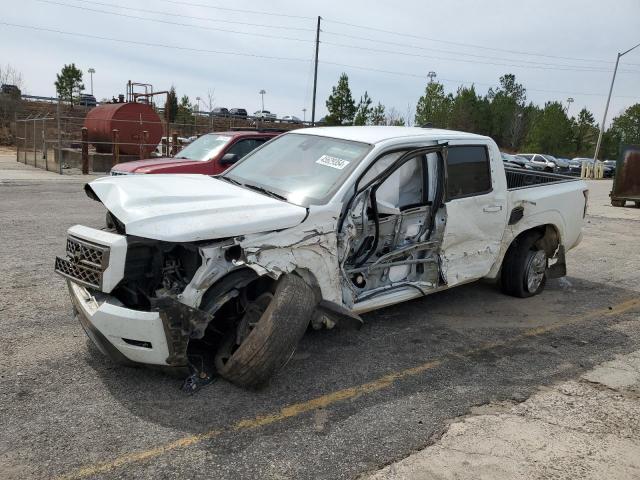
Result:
[84, 102, 163, 156]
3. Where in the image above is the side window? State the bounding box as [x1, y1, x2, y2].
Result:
[446, 146, 491, 199]
[227, 139, 264, 159]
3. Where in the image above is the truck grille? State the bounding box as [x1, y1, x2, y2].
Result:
[55, 236, 110, 289]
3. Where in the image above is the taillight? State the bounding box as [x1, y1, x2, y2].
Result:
[583, 189, 589, 218]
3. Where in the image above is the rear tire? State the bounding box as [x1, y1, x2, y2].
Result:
[214, 274, 315, 388]
[611, 199, 625, 207]
[501, 231, 547, 298]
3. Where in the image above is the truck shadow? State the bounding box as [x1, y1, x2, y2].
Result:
[84, 275, 639, 437]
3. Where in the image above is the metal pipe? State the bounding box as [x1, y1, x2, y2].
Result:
[57, 100, 62, 174]
[81, 127, 89, 174]
[112, 129, 120, 166]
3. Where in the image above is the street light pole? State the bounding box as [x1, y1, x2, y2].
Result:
[302, 108, 307, 122]
[593, 42, 640, 161]
[88, 68, 95, 95]
[259, 89, 266, 112]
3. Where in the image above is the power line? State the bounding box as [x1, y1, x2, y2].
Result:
[62, 0, 315, 32]
[322, 41, 639, 74]
[0, 22, 311, 62]
[321, 61, 639, 99]
[323, 18, 640, 67]
[322, 30, 640, 72]
[154, 0, 314, 20]
[38, 0, 314, 43]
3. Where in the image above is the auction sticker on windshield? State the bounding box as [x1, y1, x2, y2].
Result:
[316, 155, 350, 170]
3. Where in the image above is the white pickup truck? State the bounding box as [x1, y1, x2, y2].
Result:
[55, 127, 588, 388]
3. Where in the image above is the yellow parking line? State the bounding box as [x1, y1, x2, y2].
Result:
[57, 297, 640, 480]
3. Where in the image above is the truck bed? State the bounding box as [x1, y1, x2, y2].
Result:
[505, 167, 579, 190]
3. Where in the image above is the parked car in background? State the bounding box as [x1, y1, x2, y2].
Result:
[79, 93, 97, 107]
[212, 107, 229, 117]
[501, 152, 533, 169]
[568, 158, 584, 176]
[603, 160, 616, 177]
[254, 110, 277, 121]
[518, 154, 558, 172]
[281, 115, 302, 124]
[554, 157, 571, 173]
[569, 158, 615, 178]
[229, 108, 247, 117]
[110, 130, 281, 176]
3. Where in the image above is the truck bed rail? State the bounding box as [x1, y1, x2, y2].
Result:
[505, 168, 579, 190]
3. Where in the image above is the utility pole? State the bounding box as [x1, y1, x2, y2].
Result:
[302, 108, 307, 122]
[311, 16, 321, 126]
[593, 42, 640, 161]
[88, 68, 95, 95]
[566, 97, 574, 116]
[427, 71, 437, 83]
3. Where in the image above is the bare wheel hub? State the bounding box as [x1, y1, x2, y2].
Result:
[214, 292, 273, 370]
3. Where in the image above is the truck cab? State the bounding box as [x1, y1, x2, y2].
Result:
[109, 130, 282, 176]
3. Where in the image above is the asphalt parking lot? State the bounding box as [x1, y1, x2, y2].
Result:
[1, 153, 639, 479]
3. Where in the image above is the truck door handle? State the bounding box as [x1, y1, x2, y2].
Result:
[483, 205, 503, 213]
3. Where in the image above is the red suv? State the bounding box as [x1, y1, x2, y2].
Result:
[109, 130, 282, 176]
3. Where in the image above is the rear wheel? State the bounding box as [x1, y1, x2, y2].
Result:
[611, 199, 626, 207]
[501, 231, 547, 298]
[208, 274, 315, 388]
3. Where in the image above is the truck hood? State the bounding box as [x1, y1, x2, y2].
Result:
[111, 157, 205, 173]
[86, 175, 307, 242]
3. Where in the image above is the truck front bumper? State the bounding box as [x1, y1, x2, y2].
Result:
[68, 281, 171, 366]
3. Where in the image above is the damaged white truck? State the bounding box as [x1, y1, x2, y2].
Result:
[55, 127, 588, 388]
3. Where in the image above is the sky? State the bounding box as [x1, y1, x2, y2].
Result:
[1, 0, 639, 125]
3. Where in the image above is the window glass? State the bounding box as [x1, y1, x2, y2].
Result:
[174, 134, 231, 161]
[227, 139, 265, 159]
[224, 133, 371, 206]
[446, 146, 491, 199]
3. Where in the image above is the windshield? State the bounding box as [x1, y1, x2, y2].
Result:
[224, 133, 372, 206]
[174, 134, 231, 161]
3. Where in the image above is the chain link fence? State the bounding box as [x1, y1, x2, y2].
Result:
[14, 103, 305, 175]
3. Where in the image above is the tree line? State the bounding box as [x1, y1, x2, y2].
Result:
[324, 72, 640, 160]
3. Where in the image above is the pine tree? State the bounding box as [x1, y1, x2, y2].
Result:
[414, 82, 451, 128]
[353, 91, 373, 125]
[325, 73, 356, 126]
[164, 86, 178, 123]
[54, 64, 84, 105]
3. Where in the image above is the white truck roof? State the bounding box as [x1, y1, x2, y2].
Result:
[293, 126, 490, 144]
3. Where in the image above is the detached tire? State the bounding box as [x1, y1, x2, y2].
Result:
[215, 274, 315, 388]
[501, 231, 547, 298]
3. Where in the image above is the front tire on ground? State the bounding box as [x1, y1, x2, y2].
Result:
[501, 231, 548, 298]
[214, 274, 315, 388]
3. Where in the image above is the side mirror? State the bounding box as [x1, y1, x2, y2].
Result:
[220, 153, 239, 165]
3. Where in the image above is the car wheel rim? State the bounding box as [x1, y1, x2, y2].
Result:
[525, 250, 546, 293]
